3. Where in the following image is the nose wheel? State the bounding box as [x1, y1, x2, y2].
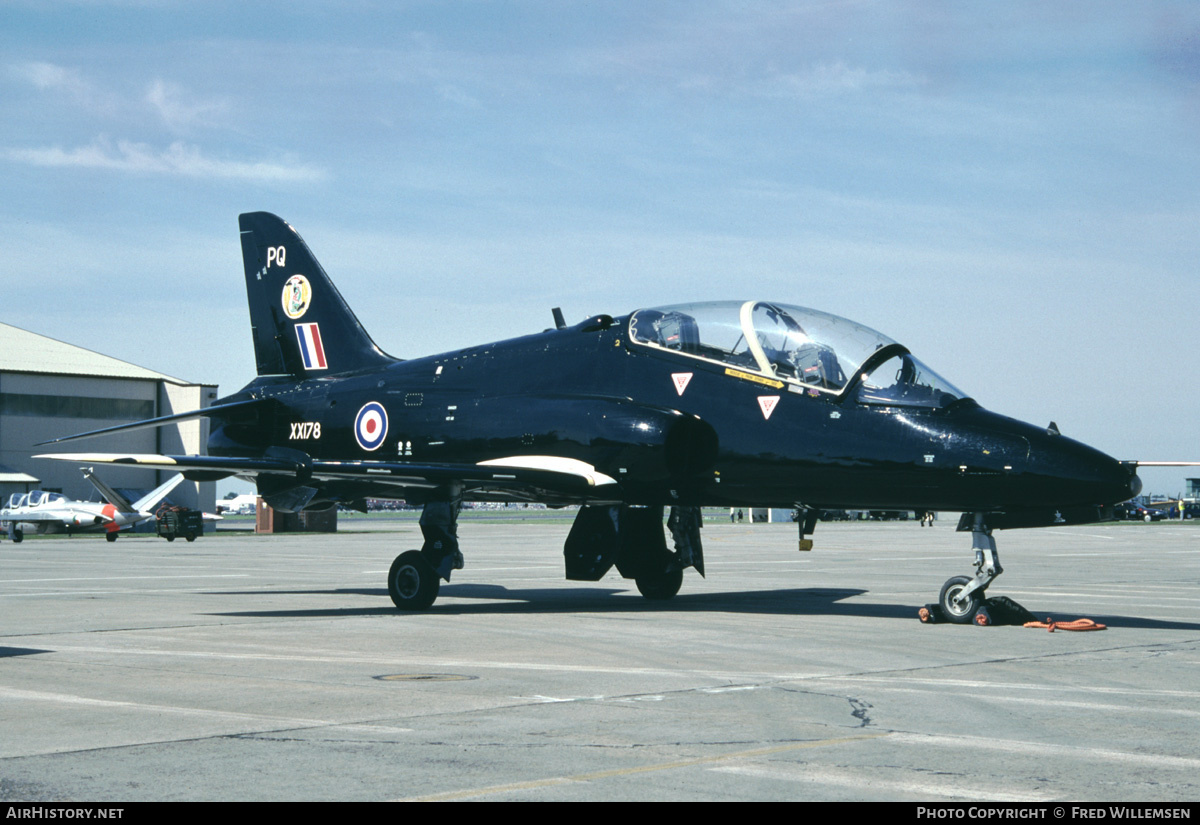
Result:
[939, 575, 982, 623]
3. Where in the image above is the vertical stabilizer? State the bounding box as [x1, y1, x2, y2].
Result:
[239, 212, 398, 377]
[83, 468, 136, 514]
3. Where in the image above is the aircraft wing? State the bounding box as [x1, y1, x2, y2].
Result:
[316, 456, 617, 490]
[36, 452, 621, 503]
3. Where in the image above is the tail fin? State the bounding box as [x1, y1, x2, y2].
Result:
[239, 212, 398, 378]
[83, 468, 136, 514]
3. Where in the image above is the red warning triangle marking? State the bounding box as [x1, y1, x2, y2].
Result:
[758, 395, 780, 420]
[671, 373, 693, 396]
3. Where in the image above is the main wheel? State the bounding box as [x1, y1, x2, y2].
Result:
[105, 532, 118, 543]
[11, 527, 23, 543]
[635, 566, 684, 600]
[939, 575, 981, 624]
[388, 550, 440, 610]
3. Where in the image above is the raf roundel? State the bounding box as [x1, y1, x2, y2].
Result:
[354, 402, 389, 452]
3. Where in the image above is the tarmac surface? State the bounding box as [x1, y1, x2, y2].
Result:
[2, 517, 1199, 802]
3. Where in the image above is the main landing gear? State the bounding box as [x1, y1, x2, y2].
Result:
[564, 504, 705, 602]
[938, 513, 1003, 624]
[386, 501, 706, 611]
[387, 497, 463, 611]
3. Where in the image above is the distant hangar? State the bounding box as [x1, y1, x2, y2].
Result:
[0, 322, 217, 513]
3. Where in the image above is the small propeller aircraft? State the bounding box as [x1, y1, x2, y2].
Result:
[2, 469, 184, 542]
[39, 212, 1151, 620]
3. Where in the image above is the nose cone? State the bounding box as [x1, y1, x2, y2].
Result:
[1127, 467, 1143, 500]
[934, 407, 1137, 511]
[1026, 430, 1137, 507]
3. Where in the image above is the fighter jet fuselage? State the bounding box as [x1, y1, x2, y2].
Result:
[210, 314, 1134, 517]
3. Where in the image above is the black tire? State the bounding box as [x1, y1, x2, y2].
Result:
[105, 532, 118, 543]
[635, 566, 684, 600]
[388, 550, 440, 610]
[939, 575, 981, 624]
[11, 527, 23, 543]
[185, 535, 196, 542]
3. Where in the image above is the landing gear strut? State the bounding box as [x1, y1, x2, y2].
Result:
[939, 513, 1003, 624]
[418, 497, 464, 580]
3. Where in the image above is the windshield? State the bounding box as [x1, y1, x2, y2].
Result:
[629, 300, 968, 407]
[855, 351, 966, 409]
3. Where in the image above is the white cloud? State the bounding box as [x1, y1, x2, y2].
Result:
[766, 62, 924, 98]
[145, 79, 227, 132]
[11, 61, 86, 92]
[4, 138, 327, 183]
[13, 61, 228, 131]
[8, 60, 117, 112]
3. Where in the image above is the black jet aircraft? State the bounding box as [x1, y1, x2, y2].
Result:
[41, 212, 1146, 621]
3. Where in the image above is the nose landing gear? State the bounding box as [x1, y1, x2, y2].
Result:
[938, 513, 1003, 624]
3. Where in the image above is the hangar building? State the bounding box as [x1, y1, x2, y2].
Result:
[0, 322, 218, 513]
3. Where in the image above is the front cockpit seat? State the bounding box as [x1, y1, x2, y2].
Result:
[655, 312, 700, 355]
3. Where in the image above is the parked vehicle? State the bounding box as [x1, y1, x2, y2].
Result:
[1114, 502, 1167, 522]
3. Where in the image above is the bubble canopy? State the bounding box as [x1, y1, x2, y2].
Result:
[628, 300, 968, 409]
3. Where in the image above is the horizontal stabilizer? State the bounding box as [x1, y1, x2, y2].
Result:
[36, 452, 311, 479]
[36, 398, 267, 446]
[132, 473, 186, 512]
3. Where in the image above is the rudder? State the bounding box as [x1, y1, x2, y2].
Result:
[239, 212, 397, 377]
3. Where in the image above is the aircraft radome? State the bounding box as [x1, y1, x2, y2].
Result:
[39, 212, 1156, 621]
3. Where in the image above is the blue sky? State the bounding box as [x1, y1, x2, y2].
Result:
[3, 1, 1199, 495]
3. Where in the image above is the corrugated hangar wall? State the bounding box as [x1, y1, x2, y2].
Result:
[0, 323, 218, 511]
